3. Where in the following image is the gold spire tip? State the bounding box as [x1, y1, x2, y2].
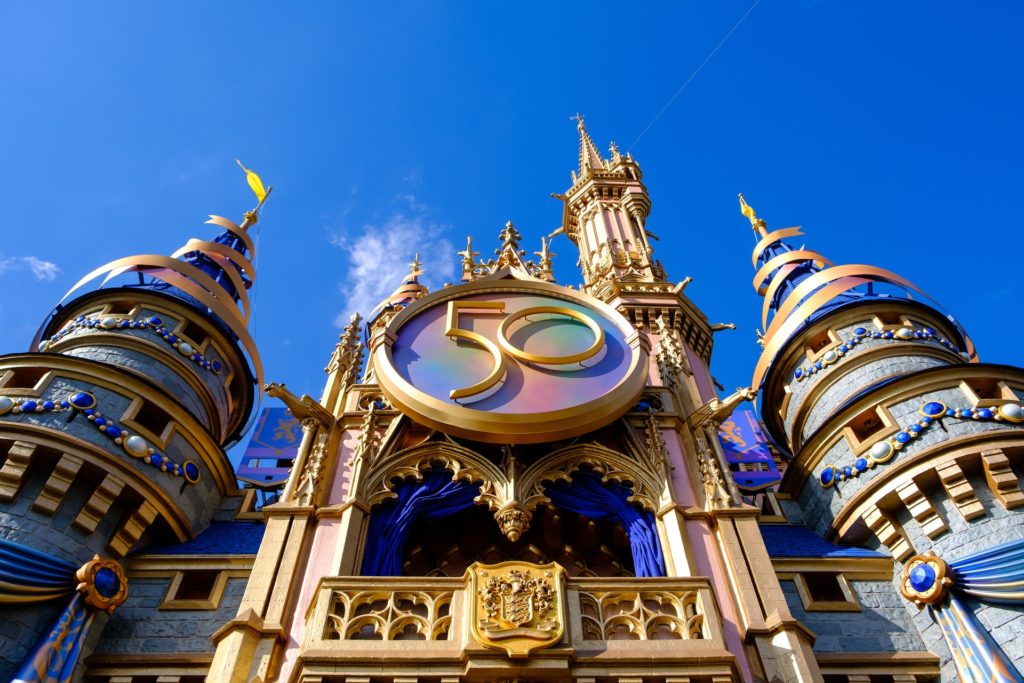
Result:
[738, 193, 765, 233]
[409, 252, 423, 276]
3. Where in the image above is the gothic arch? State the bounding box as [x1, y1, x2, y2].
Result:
[361, 439, 505, 509]
[517, 441, 662, 514]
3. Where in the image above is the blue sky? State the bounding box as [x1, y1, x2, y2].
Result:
[1, 2, 1021, 453]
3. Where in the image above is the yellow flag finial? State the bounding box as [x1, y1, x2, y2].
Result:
[739, 193, 767, 235]
[236, 159, 268, 203]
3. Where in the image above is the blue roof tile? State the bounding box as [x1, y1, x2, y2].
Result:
[759, 524, 887, 559]
[140, 521, 265, 556]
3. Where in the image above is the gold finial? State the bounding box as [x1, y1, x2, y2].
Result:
[236, 160, 272, 230]
[409, 253, 423, 277]
[571, 112, 585, 128]
[738, 193, 767, 236]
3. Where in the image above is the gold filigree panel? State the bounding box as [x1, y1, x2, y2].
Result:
[325, 588, 453, 641]
[579, 588, 705, 641]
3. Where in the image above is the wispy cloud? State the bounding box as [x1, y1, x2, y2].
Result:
[0, 254, 60, 281]
[331, 199, 454, 325]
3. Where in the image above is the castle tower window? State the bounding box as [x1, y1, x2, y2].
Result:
[0, 366, 48, 390]
[842, 405, 899, 454]
[161, 569, 228, 610]
[959, 378, 1018, 407]
[793, 572, 860, 612]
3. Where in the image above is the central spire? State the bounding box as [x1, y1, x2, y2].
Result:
[574, 114, 606, 174]
[558, 117, 662, 289]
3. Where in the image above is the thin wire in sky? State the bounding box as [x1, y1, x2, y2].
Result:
[627, 0, 761, 153]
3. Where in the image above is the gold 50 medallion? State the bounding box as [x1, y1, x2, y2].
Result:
[370, 278, 648, 444]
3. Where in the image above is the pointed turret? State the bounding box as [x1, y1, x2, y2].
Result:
[557, 117, 662, 291]
[0, 175, 270, 675]
[35, 193, 267, 444]
[743, 193, 976, 397]
[574, 114, 606, 174]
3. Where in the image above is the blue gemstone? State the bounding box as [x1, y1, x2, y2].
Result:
[21, 401, 37, 412]
[839, 345, 848, 353]
[977, 408, 993, 419]
[794, 368, 804, 379]
[84, 409, 95, 416]
[961, 409, 973, 418]
[163, 460, 175, 472]
[184, 461, 200, 481]
[211, 360, 222, 372]
[118, 321, 130, 328]
[946, 409, 956, 417]
[855, 458, 868, 472]
[149, 453, 163, 467]
[923, 327, 935, 336]
[854, 327, 867, 336]
[167, 334, 178, 344]
[909, 424, 922, 433]
[883, 331, 894, 339]
[636, 400, 652, 411]
[908, 563, 936, 592]
[815, 361, 823, 370]
[105, 426, 121, 438]
[60, 401, 69, 409]
[75, 316, 86, 322]
[94, 567, 120, 598]
[843, 466, 853, 477]
[922, 417, 933, 425]
[820, 468, 835, 486]
[922, 401, 945, 417]
[94, 417, 107, 427]
[41, 401, 55, 411]
[895, 432, 911, 444]
[148, 316, 164, 326]
[873, 332, 882, 338]
[70, 392, 95, 409]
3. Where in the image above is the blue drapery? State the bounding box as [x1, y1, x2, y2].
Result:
[950, 537, 1024, 604]
[361, 469, 481, 576]
[0, 538, 96, 683]
[545, 470, 666, 577]
[927, 537, 1024, 682]
[11, 593, 94, 683]
[0, 537, 77, 604]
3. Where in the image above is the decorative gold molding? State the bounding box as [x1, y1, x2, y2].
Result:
[772, 556, 893, 580]
[784, 364, 1024, 494]
[0, 353, 238, 496]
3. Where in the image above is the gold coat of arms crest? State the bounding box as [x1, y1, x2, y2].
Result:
[468, 561, 565, 658]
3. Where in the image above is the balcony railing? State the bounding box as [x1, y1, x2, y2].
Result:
[299, 574, 736, 681]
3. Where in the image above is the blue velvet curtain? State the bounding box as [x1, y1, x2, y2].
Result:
[545, 470, 666, 577]
[361, 469, 481, 576]
[1, 538, 95, 683]
[0, 538, 77, 604]
[926, 537, 1024, 682]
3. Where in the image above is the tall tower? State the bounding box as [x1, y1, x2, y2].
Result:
[208, 121, 825, 683]
[745, 195, 1024, 680]
[0, 193, 263, 679]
